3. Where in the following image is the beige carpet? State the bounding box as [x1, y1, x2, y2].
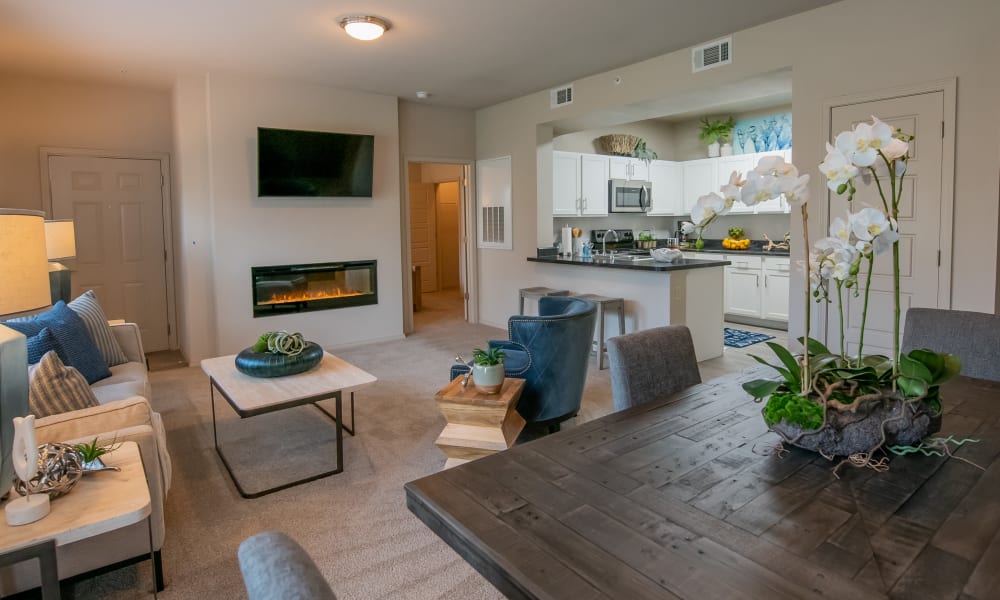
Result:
[69, 291, 615, 599]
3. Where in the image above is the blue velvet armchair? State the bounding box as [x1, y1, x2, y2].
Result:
[451, 296, 597, 429]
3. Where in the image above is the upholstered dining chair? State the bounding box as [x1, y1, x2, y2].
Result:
[239, 531, 337, 600]
[606, 326, 702, 412]
[901, 308, 1000, 382]
[450, 295, 597, 431]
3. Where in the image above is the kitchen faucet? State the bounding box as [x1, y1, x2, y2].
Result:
[601, 229, 619, 256]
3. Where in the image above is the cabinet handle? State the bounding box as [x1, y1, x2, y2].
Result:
[583, 197, 587, 210]
[764, 274, 768, 287]
[756, 274, 760, 287]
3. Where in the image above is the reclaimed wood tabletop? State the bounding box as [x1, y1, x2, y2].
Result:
[405, 369, 1000, 600]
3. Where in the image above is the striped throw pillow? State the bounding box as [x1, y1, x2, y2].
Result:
[29, 351, 100, 418]
[68, 290, 128, 367]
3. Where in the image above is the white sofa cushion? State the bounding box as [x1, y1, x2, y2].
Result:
[91, 361, 150, 402]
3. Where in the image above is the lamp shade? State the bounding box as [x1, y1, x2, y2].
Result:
[0, 209, 52, 316]
[44, 219, 76, 260]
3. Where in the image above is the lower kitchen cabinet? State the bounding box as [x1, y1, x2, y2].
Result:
[724, 255, 789, 323]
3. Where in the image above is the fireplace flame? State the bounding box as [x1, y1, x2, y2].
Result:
[259, 288, 366, 305]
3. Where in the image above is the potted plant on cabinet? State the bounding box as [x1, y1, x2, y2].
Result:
[471, 347, 505, 394]
[699, 116, 735, 157]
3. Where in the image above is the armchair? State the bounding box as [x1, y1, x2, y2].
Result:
[451, 296, 597, 429]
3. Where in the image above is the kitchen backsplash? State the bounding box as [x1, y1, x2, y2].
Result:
[553, 213, 790, 243]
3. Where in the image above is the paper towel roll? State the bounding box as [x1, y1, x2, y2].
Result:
[561, 226, 573, 256]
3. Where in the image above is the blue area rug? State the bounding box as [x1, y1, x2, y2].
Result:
[724, 327, 775, 348]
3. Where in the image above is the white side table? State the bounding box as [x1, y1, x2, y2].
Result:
[0, 442, 156, 598]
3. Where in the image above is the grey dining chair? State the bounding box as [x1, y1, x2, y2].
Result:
[239, 531, 337, 600]
[901, 308, 1000, 382]
[606, 326, 702, 412]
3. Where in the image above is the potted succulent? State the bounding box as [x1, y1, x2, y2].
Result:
[73, 436, 122, 472]
[471, 347, 505, 394]
[699, 116, 735, 157]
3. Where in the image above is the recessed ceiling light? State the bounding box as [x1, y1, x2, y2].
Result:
[415, 91, 430, 99]
[339, 15, 390, 41]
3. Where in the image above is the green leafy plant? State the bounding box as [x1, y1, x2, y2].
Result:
[472, 347, 505, 366]
[763, 392, 824, 430]
[638, 231, 655, 241]
[698, 116, 735, 144]
[74, 436, 121, 464]
[630, 139, 658, 163]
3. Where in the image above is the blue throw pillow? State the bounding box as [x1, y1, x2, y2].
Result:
[25, 327, 61, 364]
[5, 301, 111, 384]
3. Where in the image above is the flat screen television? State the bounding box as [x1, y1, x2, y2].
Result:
[257, 127, 375, 198]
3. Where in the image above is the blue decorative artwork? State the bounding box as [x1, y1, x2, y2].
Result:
[732, 112, 792, 154]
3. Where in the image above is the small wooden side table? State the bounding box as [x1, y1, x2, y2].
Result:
[434, 376, 526, 469]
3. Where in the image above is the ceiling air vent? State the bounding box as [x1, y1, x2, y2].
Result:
[692, 37, 732, 73]
[550, 84, 574, 108]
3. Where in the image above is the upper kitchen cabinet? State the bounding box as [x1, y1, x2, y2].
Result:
[609, 156, 649, 181]
[682, 158, 717, 214]
[646, 160, 683, 216]
[552, 151, 609, 217]
[716, 154, 756, 214]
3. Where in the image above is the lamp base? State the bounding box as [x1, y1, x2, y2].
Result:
[5, 493, 50, 526]
[48, 263, 72, 304]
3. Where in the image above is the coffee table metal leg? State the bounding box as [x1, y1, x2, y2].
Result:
[314, 391, 356, 436]
[211, 380, 345, 499]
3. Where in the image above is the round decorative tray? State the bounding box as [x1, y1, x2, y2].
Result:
[234, 341, 324, 378]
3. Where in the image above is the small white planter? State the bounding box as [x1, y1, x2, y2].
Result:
[472, 363, 504, 394]
[707, 141, 720, 157]
[720, 142, 733, 156]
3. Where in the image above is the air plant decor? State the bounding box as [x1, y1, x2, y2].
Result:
[721, 116, 962, 473]
[234, 330, 324, 378]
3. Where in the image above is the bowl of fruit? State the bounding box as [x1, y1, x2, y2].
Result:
[722, 227, 751, 251]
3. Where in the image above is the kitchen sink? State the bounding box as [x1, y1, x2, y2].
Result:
[592, 252, 654, 263]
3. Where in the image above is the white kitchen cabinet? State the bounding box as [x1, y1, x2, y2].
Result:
[552, 151, 581, 216]
[682, 158, 717, 214]
[762, 257, 791, 321]
[724, 255, 763, 318]
[646, 160, 683, 215]
[580, 153, 610, 215]
[552, 151, 608, 216]
[609, 156, 649, 181]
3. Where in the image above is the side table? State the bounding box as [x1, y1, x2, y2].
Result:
[0, 442, 157, 599]
[434, 377, 526, 469]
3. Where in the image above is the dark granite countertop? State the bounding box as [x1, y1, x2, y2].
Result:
[671, 239, 790, 257]
[527, 255, 730, 272]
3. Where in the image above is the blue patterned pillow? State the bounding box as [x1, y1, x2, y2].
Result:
[4, 301, 111, 384]
[25, 327, 60, 364]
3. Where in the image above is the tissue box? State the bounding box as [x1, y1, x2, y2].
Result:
[536, 246, 559, 258]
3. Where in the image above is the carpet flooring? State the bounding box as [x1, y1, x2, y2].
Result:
[68, 293, 615, 600]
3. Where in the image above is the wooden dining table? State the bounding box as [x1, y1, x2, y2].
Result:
[405, 370, 1000, 599]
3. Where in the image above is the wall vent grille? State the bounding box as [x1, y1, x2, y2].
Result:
[550, 84, 574, 108]
[692, 37, 732, 73]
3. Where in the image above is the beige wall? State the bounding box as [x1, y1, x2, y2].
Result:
[476, 0, 1000, 336]
[553, 119, 675, 159]
[398, 100, 475, 161]
[0, 73, 172, 211]
[173, 73, 404, 360]
[672, 104, 793, 161]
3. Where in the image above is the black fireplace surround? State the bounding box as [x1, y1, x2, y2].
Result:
[251, 260, 377, 318]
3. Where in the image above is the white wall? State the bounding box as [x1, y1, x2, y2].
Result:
[173, 73, 404, 359]
[475, 0, 1000, 336]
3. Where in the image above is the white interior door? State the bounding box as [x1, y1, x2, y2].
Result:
[409, 181, 438, 292]
[826, 91, 946, 356]
[48, 155, 170, 352]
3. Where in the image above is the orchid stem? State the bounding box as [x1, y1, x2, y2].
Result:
[801, 203, 811, 397]
[857, 254, 874, 367]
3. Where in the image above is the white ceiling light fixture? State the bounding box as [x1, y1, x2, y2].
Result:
[339, 15, 390, 41]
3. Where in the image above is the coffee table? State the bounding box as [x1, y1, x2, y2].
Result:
[0, 442, 156, 599]
[201, 352, 377, 499]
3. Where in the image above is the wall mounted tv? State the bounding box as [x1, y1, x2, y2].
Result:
[257, 127, 375, 197]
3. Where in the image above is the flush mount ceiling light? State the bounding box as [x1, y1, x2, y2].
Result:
[339, 15, 390, 41]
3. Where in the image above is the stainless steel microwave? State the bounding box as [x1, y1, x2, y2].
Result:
[609, 179, 651, 213]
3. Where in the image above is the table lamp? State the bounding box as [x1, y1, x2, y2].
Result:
[0, 209, 51, 505]
[44, 219, 76, 304]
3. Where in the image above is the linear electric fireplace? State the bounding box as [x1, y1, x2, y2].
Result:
[251, 260, 377, 318]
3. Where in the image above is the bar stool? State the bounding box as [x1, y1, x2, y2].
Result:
[575, 293, 625, 370]
[518, 287, 570, 315]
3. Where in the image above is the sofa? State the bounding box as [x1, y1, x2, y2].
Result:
[0, 322, 171, 594]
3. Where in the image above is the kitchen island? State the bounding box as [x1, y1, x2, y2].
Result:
[526, 254, 729, 361]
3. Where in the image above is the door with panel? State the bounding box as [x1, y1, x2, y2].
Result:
[48, 155, 170, 352]
[409, 180, 438, 293]
[825, 91, 946, 356]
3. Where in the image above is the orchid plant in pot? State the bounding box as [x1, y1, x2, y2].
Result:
[731, 116, 961, 473]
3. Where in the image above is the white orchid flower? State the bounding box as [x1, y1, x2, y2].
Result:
[719, 171, 745, 208]
[851, 207, 892, 241]
[830, 215, 852, 242]
[855, 240, 873, 257]
[819, 143, 859, 192]
[883, 137, 909, 161]
[835, 117, 893, 168]
[740, 171, 779, 206]
[779, 174, 810, 205]
[754, 155, 798, 178]
[691, 192, 727, 226]
[680, 221, 696, 235]
[871, 228, 899, 255]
